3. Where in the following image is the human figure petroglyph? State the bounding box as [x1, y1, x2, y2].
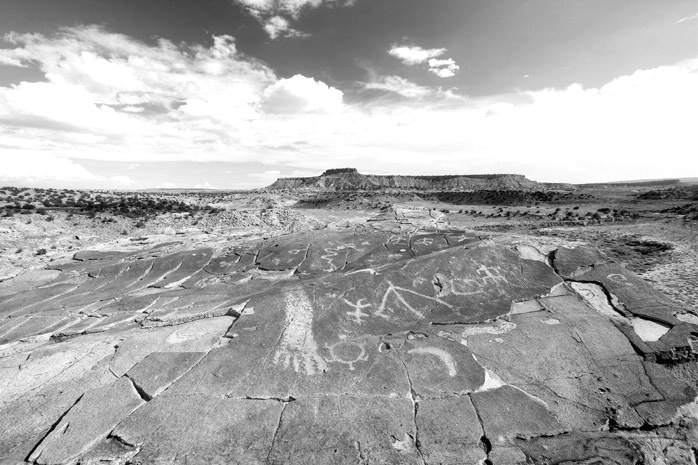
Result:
[413, 237, 434, 246]
[408, 347, 457, 377]
[343, 298, 372, 324]
[388, 235, 409, 244]
[374, 281, 454, 321]
[273, 289, 328, 375]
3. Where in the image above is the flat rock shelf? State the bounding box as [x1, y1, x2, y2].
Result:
[1, 226, 697, 465]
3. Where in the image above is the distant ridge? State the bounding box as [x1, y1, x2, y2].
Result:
[266, 168, 571, 191]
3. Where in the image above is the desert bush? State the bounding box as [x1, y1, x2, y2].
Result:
[36, 248, 47, 256]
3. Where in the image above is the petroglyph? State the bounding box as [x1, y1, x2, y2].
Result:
[325, 337, 369, 370]
[273, 289, 328, 375]
[450, 278, 486, 296]
[320, 246, 352, 272]
[414, 237, 434, 246]
[374, 281, 454, 321]
[607, 273, 632, 285]
[408, 347, 457, 377]
[476, 265, 507, 284]
[452, 234, 473, 243]
[343, 298, 372, 324]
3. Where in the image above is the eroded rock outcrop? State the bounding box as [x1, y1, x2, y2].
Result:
[1, 227, 696, 464]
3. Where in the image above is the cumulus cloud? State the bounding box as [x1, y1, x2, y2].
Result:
[427, 58, 460, 78]
[1, 26, 696, 187]
[262, 74, 343, 113]
[388, 45, 459, 78]
[0, 26, 347, 187]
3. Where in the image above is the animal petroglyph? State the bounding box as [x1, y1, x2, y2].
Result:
[408, 347, 457, 377]
[374, 281, 454, 321]
[273, 289, 328, 375]
[343, 298, 372, 324]
[320, 246, 350, 272]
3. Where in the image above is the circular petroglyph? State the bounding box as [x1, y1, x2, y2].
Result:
[325, 339, 369, 371]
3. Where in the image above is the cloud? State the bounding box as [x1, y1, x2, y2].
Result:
[262, 16, 309, 39]
[676, 11, 698, 23]
[233, 0, 351, 39]
[262, 74, 343, 113]
[0, 151, 135, 188]
[427, 58, 460, 78]
[235, 0, 322, 17]
[0, 26, 697, 187]
[365, 75, 432, 98]
[388, 45, 446, 65]
[0, 26, 343, 180]
[388, 45, 459, 78]
[0, 152, 98, 182]
[364, 75, 460, 100]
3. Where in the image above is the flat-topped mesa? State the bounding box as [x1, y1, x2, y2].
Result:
[265, 169, 559, 191]
[322, 168, 359, 176]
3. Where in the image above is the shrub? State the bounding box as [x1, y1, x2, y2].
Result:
[36, 248, 47, 256]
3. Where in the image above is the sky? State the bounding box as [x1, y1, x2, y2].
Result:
[1, 0, 697, 189]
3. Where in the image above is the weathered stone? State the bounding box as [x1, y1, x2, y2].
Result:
[515, 432, 644, 464]
[257, 239, 309, 270]
[267, 396, 420, 465]
[112, 396, 283, 464]
[28, 377, 144, 465]
[1, 231, 696, 464]
[126, 351, 205, 399]
[416, 397, 487, 464]
[553, 245, 607, 278]
[571, 263, 682, 325]
[471, 385, 565, 446]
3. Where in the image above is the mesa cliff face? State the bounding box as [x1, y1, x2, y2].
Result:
[266, 168, 554, 191]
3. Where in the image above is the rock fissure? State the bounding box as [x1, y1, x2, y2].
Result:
[24, 394, 84, 462]
[265, 401, 289, 464]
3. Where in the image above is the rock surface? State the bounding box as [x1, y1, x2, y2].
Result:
[1, 220, 697, 464]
